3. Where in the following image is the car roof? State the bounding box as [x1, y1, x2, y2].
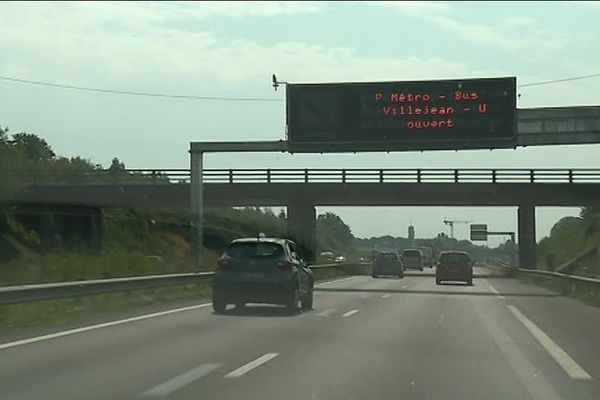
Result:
[230, 237, 289, 245]
[439, 251, 469, 256]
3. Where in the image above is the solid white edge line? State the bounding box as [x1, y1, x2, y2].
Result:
[0, 303, 212, 351]
[224, 352, 279, 378]
[141, 363, 222, 398]
[507, 305, 592, 380]
[381, 294, 391, 298]
[1, 274, 359, 351]
[484, 279, 506, 299]
[342, 309, 359, 317]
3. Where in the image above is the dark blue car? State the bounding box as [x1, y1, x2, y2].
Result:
[213, 238, 314, 314]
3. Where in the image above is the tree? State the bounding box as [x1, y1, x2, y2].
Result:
[580, 205, 600, 237]
[0, 125, 9, 145]
[109, 157, 125, 173]
[317, 212, 355, 252]
[278, 208, 286, 220]
[10, 132, 55, 162]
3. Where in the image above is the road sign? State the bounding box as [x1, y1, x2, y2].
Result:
[470, 224, 488, 241]
[286, 77, 516, 152]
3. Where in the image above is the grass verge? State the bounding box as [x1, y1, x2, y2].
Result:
[0, 282, 212, 335]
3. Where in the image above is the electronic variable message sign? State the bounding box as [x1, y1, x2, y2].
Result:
[286, 77, 516, 152]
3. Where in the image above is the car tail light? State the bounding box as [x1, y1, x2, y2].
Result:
[277, 259, 294, 269]
[217, 258, 231, 268]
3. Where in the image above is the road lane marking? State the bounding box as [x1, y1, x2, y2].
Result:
[485, 280, 506, 299]
[315, 276, 357, 287]
[224, 353, 279, 378]
[507, 305, 592, 380]
[401, 284, 408, 289]
[317, 308, 337, 317]
[381, 294, 391, 298]
[342, 309, 359, 317]
[141, 363, 222, 398]
[0, 303, 212, 351]
[476, 305, 563, 400]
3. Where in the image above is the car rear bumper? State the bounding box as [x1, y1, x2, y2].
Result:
[373, 267, 403, 275]
[214, 282, 295, 305]
[436, 272, 472, 281]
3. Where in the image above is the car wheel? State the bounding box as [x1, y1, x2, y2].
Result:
[213, 294, 227, 314]
[286, 288, 300, 314]
[301, 285, 314, 310]
[397, 273, 403, 279]
[467, 279, 473, 286]
[419, 268, 423, 271]
[436, 279, 441, 285]
[235, 302, 246, 309]
[372, 274, 378, 278]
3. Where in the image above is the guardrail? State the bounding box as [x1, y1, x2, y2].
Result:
[496, 262, 600, 285]
[0, 263, 367, 305]
[13, 168, 600, 185]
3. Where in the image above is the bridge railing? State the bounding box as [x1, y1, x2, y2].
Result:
[13, 168, 600, 185]
[203, 168, 600, 183]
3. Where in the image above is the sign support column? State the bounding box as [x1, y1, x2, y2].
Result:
[190, 148, 203, 264]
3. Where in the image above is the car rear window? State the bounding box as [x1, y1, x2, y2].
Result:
[376, 253, 398, 261]
[441, 253, 470, 264]
[226, 242, 285, 259]
[403, 250, 421, 258]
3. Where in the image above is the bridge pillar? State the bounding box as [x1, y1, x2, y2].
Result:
[287, 201, 316, 262]
[518, 204, 537, 268]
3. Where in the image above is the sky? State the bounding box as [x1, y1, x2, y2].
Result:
[1, 1, 599, 246]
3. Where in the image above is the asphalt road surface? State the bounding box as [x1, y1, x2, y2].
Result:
[1, 266, 599, 400]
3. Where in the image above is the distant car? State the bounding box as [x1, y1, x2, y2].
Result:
[402, 249, 424, 271]
[417, 246, 434, 268]
[372, 252, 404, 278]
[436, 251, 474, 285]
[212, 238, 314, 314]
[334, 255, 346, 263]
[318, 251, 335, 263]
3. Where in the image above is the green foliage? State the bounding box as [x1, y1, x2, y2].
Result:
[317, 212, 355, 252]
[537, 208, 600, 274]
[9, 132, 55, 162]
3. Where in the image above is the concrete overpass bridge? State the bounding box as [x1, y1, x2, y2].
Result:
[11, 168, 600, 267]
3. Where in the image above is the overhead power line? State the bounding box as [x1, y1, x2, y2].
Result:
[1, 72, 600, 101]
[0, 75, 283, 102]
[518, 73, 600, 88]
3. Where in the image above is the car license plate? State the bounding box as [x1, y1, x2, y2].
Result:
[243, 272, 264, 280]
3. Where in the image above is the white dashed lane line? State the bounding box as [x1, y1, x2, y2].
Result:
[316, 308, 337, 317]
[140, 363, 222, 398]
[224, 353, 279, 379]
[342, 310, 359, 318]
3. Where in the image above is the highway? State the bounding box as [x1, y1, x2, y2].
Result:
[0, 266, 598, 400]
